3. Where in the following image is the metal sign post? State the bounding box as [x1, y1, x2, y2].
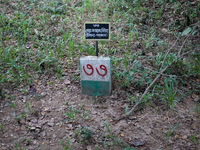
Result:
[96, 41, 98, 57]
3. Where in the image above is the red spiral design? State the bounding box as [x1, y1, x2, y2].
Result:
[96, 65, 107, 77]
[83, 64, 94, 75]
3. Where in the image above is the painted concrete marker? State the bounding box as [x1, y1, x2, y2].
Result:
[84, 22, 111, 41]
[80, 56, 111, 96]
[81, 22, 111, 96]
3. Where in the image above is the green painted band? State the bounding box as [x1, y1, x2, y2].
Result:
[81, 80, 111, 96]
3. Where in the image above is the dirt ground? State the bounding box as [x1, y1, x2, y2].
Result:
[0, 70, 200, 150]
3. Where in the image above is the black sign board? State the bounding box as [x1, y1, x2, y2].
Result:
[84, 22, 111, 41]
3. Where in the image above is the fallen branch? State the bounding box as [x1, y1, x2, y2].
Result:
[113, 24, 199, 121]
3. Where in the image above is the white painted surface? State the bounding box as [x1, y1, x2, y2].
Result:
[80, 56, 111, 81]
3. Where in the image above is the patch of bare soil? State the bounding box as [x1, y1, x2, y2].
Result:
[0, 74, 200, 150]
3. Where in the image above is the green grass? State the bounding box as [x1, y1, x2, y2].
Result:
[167, 123, 181, 141]
[65, 106, 80, 120]
[0, 122, 3, 133]
[58, 137, 72, 150]
[0, 0, 200, 149]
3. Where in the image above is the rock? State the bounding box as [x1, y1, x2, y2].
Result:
[86, 145, 92, 150]
[182, 135, 187, 139]
[168, 139, 173, 143]
[29, 127, 36, 130]
[148, 123, 154, 128]
[114, 129, 121, 135]
[41, 92, 46, 96]
[64, 79, 71, 85]
[47, 118, 54, 127]
[31, 119, 38, 123]
[68, 131, 73, 136]
[23, 96, 27, 101]
[53, 134, 56, 138]
[6, 116, 11, 122]
[38, 119, 47, 125]
[68, 124, 73, 128]
[36, 125, 41, 129]
[41, 131, 46, 137]
[130, 141, 145, 147]
[144, 127, 151, 134]
[187, 142, 192, 146]
[128, 116, 137, 120]
[70, 138, 76, 143]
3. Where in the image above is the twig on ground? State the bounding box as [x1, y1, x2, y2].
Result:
[113, 24, 199, 121]
[160, 34, 180, 70]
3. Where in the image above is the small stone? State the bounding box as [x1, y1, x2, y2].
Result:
[187, 142, 192, 146]
[31, 119, 38, 123]
[41, 131, 46, 137]
[115, 129, 121, 135]
[41, 92, 46, 96]
[144, 128, 151, 134]
[30, 127, 36, 130]
[68, 124, 72, 128]
[36, 125, 41, 129]
[148, 123, 154, 128]
[6, 116, 11, 122]
[53, 134, 56, 138]
[182, 135, 187, 139]
[168, 139, 173, 143]
[128, 116, 137, 120]
[70, 138, 75, 143]
[33, 140, 37, 144]
[47, 118, 54, 127]
[23, 96, 27, 101]
[69, 131, 73, 136]
[131, 141, 145, 147]
[64, 79, 71, 85]
[86, 145, 92, 150]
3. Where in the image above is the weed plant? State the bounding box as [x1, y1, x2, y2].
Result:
[65, 106, 80, 120]
[58, 137, 72, 150]
[189, 131, 199, 144]
[100, 121, 134, 149]
[0, 0, 199, 149]
[167, 123, 181, 141]
[0, 122, 3, 133]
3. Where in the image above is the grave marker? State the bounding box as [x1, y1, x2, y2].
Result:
[80, 22, 111, 96]
[80, 56, 111, 96]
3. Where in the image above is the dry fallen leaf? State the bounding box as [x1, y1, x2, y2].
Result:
[89, 119, 94, 122]
[15, 127, 20, 131]
[34, 29, 38, 34]
[175, 134, 179, 138]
